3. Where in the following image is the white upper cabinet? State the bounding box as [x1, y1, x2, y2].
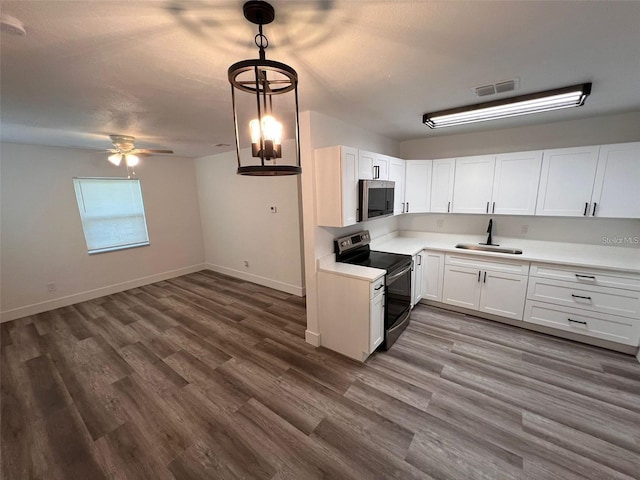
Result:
[591, 142, 640, 218]
[388, 156, 407, 214]
[358, 150, 389, 180]
[536, 146, 600, 217]
[430, 158, 455, 213]
[491, 151, 543, 215]
[404, 160, 432, 214]
[315, 145, 359, 227]
[452, 155, 496, 214]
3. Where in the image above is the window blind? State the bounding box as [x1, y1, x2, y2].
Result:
[73, 178, 150, 254]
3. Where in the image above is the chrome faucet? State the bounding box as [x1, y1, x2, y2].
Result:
[480, 218, 499, 246]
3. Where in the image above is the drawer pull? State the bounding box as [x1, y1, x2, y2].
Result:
[374, 284, 384, 291]
[571, 294, 592, 300]
[568, 318, 587, 325]
[575, 274, 596, 280]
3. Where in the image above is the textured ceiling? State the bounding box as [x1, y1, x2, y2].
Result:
[2, 0, 640, 158]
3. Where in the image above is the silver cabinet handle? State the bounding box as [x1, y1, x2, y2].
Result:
[417, 254, 422, 266]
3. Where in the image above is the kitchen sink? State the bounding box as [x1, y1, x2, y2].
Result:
[455, 243, 523, 254]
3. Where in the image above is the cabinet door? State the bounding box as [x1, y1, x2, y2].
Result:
[405, 160, 432, 214]
[370, 292, 385, 352]
[342, 147, 359, 226]
[422, 250, 444, 302]
[536, 146, 600, 216]
[412, 253, 423, 306]
[442, 265, 482, 309]
[479, 270, 528, 320]
[388, 157, 406, 214]
[452, 155, 496, 214]
[591, 142, 640, 218]
[358, 150, 375, 180]
[373, 156, 389, 180]
[492, 151, 543, 215]
[431, 158, 455, 213]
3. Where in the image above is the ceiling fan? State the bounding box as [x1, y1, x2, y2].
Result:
[107, 134, 174, 167]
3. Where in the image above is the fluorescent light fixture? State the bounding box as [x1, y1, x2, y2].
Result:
[423, 83, 591, 129]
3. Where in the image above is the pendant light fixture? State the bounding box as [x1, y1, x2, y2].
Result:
[228, 1, 301, 176]
[423, 83, 592, 129]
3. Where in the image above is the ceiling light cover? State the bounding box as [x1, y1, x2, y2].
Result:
[228, 1, 301, 176]
[423, 83, 592, 129]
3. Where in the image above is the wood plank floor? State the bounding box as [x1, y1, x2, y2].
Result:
[2, 270, 640, 479]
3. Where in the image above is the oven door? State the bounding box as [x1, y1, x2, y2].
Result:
[384, 262, 412, 349]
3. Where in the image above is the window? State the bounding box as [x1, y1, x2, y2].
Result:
[73, 178, 150, 254]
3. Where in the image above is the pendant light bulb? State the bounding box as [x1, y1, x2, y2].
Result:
[249, 115, 283, 159]
[108, 153, 123, 166]
[125, 154, 139, 167]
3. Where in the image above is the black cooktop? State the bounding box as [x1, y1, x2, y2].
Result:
[341, 249, 412, 272]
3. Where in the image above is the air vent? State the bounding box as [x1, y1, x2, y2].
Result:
[473, 78, 520, 97]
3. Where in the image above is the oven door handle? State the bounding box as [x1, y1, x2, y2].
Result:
[387, 265, 412, 283]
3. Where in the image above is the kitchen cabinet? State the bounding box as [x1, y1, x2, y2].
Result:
[318, 271, 385, 361]
[491, 151, 543, 215]
[404, 160, 432, 214]
[430, 158, 456, 213]
[535, 146, 600, 216]
[421, 250, 445, 302]
[442, 253, 530, 320]
[591, 142, 640, 218]
[524, 263, 640, 346]
[358, 150, 389, 180]
[411, 252, 423, 307]
[388, 157, 407, 215]
[452, 155, 496, 214]
[315, 145, 358, 227]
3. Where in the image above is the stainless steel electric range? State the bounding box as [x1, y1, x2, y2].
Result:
[334, 230, 412, 350]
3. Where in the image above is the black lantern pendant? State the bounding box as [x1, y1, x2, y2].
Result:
[228, 1, 301, 176]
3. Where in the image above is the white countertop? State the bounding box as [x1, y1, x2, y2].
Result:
[372, 231, 640, 274]
[319, 231, 640, 281]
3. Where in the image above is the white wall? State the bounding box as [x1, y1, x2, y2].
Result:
[398, 214, 640, 248]
[401, 111, 640, 159]
[300, 110, 400, 345]
[0, 143, 205, 322]
[195, 141, 304, 295]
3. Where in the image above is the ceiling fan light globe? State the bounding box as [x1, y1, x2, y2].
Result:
[108, 153, 123, 166]
[125, 154, 139, 167]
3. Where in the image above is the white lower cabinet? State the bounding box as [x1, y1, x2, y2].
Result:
[524, 263, 640, 346]
[442, 253, 529, 321]
[411, 253, 423, 307]
[318, 271, 385, 362]
[422, 250, 445, 302]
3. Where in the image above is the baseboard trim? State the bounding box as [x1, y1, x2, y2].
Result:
[204, 263, 305, 297]
[0, 264, 206, 323]
[305, 329, 321, 346]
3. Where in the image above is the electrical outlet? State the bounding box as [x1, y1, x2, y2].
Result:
[521, 225, 529, 234]
[47, 282, 56, 292]
[270, 206, 277, 213]
[244, 260, 249, 267]
[436, 219, 444, 228]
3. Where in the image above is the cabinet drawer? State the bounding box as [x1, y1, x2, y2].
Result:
[524, 300, 640, 346]
[530, 263, 640, 291]
[445, 253, 529, 275]
[370, 277, 385, 298]
[527, 277, 640, 318]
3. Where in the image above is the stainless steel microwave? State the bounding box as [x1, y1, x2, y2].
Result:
[358, 180, 395, 222]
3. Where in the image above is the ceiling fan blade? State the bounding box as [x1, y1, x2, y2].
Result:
[135, 149, 174, 154]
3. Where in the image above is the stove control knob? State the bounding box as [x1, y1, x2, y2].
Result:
[340, 241, 347, 247]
